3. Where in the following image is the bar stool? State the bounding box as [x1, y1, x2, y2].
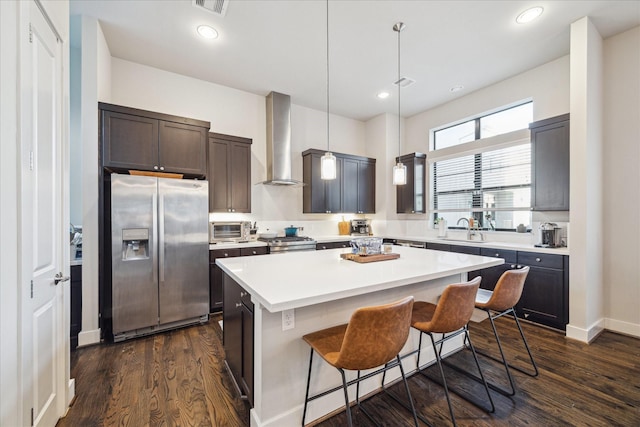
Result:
[302, 296, 419, 427]
[410, 276, 494, 427]
[473, 266, 538, 396]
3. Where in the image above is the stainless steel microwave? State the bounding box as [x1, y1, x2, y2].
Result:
[209, 221, 251, 243]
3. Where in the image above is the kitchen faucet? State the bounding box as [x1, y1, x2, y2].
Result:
[457, 217, 484, 241]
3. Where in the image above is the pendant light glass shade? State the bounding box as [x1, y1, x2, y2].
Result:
[321, 0, 337, 180]
[321, 152, 337, 179]
[393, 161, 407, 185]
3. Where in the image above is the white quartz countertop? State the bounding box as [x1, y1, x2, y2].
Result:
[309, 235, 568, 255]
[384, 235, 570, 255]
[216, 245, 503, 313]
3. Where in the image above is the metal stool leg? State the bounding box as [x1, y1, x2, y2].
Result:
[512, 312, 539, 377]
[302, 349, 314, 426]
[339, 369, 353, 427]
[428, 333, 457, 427]
[464, 329, 495, 413]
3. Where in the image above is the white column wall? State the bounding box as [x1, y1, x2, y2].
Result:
[567, 17, 604, 342]
[602, 26, 640, 336]
[76, 16, 110, 346]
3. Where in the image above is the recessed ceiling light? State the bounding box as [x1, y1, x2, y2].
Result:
[197, 25, 218, 39]
[449, 85, 464, 93]
[377, 91, 390, 99]
[516, 6, 543, 24]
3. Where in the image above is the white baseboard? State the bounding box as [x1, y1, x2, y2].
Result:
[604, 318, 640, 338]
[78, 328, 101, 346]
[566, 318, 605, 343]
[67, 378, 75, 406]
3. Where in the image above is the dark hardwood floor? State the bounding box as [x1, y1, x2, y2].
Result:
[57, 315, 640, 427]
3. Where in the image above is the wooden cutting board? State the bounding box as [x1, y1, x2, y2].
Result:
[340, 253, 400, 263]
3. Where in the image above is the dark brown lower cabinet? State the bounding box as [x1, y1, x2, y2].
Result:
[223, 273, 254, 406]
[316, 241, 350, 250]
[210, 248, 241, 313]
[430, 242, 569, 331]
[515, 252, 568, 331]
[70, 265, 82, 351]
[210, 246, 267, 313]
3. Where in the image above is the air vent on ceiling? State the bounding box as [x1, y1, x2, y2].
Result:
[393, 77, 416, 88]
[192, 0, 229, 17]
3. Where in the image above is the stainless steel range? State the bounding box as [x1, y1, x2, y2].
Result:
[258, 236, 317, 253]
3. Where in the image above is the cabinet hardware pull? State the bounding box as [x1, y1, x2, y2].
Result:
[510, 264, 516, 268]
[536, 258, 541, 262]
[235, 302, 242, 308]
[160, 166, 164, 171]
[240, 291, 246, 297]
[252, 251, 257, 255]
[224, 253, 229, 257]
[495, 253, 500, 257]
[154, 165, 159, 170]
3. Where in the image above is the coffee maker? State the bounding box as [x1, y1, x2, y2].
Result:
[536, 222, 563, 248]
[350, 219, 371, 236]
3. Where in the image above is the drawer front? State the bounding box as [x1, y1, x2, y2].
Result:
[480, 248, 517, 263]
[449, 245, 481, 255]
[241, 246, 268, 257]
[517, 251, 564, 269]
[210, 248, 241, 262]
[426, 242, 450, 252]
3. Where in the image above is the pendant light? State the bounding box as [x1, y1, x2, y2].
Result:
[321, 0, 337, 180]
[392, 22, 407, 186]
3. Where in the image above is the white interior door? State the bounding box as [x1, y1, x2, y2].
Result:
[21, 2, 66, 426]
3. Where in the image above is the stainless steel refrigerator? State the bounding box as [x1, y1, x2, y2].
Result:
[111, 174, 209, 341]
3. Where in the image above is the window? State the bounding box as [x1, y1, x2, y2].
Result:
[431, 102, 533, 231]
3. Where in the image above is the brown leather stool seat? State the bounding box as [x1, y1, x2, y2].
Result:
[302, 296, 419, 427]
[408, 277, 494, 427]
[473, 266, 538, 396]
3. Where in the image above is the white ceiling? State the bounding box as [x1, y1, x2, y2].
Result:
[69, 0, 640, 121]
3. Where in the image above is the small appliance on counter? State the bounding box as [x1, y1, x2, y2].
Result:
[284, 225, 304, 237]
[535, 222, 563, 248]
[209, 221, 252, 243]
[351, 219, 371, 236]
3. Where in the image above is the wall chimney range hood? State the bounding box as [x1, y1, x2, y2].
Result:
[259, 91, 304, 186]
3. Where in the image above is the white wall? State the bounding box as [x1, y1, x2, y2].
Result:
[602, 26, 640, 336]
[73, 16, 111, 346]
[567, 17, 605, 343]
[405, 55, 570, 155]
[69, 43, 82, 225]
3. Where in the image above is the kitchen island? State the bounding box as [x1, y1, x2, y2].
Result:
[217, 245, 503, 427]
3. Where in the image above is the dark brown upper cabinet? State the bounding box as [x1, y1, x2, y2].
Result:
[396, 152, 426, 214]
[99, 102, 209, 177]
[208, 133, 252, 213]
[530, 114, 570, 211]
[302, 149, 376, 214]
[343, 157, 376, 214]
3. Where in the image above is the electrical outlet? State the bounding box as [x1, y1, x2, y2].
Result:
[282, 309, 295, 331]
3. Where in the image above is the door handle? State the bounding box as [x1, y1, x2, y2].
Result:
[54, 272, 70, 285]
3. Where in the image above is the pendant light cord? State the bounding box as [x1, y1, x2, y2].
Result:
[397, 23, 401, 158]
[326, 0, 330, 152]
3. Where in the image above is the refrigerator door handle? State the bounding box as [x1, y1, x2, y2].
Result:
[152, 191, 159, 286]
[158, 193, 165, 283]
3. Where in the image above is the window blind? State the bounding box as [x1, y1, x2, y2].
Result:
[433, 143, 531, 212]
